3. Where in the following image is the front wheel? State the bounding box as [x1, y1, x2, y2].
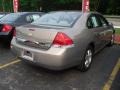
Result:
[77, 46, 93, 72]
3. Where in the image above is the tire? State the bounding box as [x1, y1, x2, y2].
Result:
[107, 34, 114, 46]
[4, 40, 11, 48]
[77, 46, 93, 72]
[4, 34, 13, 48]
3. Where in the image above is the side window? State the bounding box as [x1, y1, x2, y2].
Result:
[87, 15, 100, 29]
[91, 16, 99, 28]
[87, 17, 93, 29]
[98, 15, 108, 26]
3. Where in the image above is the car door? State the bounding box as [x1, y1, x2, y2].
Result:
[96, 14, 113, 44]
[87, 14, 105, 51]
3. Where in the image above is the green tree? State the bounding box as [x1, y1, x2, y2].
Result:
[0, 0, 120, 15]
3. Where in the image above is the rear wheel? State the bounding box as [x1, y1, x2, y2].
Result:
[4, 34, 13, 48]
[77, 46, 93, 72]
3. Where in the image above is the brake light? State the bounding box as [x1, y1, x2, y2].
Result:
[53, 32, 73, 46]
[2, 24, 12, 32]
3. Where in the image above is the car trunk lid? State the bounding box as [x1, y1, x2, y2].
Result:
[16, 26, 58, 50]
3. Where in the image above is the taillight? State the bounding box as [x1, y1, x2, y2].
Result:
[53, 32, 73, 46]
[2, 24, 12, 32]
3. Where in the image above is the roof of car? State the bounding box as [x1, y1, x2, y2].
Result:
[48, 11, 101, 15]
[49, 10, 82, 13]
[14, 12, 44, 14]
[3, 12, 44, 16]
[0, 12, 10, 14]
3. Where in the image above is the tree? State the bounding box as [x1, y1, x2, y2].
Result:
[107, 0, 120, 15]
[0, 0, 120, 15]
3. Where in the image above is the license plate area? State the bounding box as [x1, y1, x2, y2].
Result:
[22, 50, 34, 61]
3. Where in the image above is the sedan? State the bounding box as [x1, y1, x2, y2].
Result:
[0, 12, 44, 47]
[11, 11, 115, 71]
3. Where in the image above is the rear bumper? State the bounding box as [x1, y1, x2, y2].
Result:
[11, 38, 81, 70]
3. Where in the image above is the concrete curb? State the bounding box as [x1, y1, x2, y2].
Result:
[114, 26, 120, 28]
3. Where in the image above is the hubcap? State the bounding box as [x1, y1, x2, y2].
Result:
[85, 49, 92, 68]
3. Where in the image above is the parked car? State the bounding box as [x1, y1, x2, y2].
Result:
[0, 12, 9, 19]
[0, 12, 44, 47]
[11, 11, 115, 71]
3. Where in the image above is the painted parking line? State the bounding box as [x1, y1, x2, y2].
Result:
[0, 57, 21, 69]
[103, 58, 120, 90]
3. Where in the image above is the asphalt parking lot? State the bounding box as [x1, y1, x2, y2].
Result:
[0, 44, 120, 90]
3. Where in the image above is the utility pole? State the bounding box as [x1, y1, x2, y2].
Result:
[13, 0, 19, 13]
[82, 0, 90, 13]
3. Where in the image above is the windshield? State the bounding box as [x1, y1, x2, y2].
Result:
[32, 12, 81, 27]
[0, 15, 4, 19]
[0, 13, 21, 22]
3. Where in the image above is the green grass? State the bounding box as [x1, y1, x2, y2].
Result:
[115, 28, 120, 35]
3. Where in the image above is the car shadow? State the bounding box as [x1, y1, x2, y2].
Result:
[21, 60, 79, 75]
[0, 41, 10, 50]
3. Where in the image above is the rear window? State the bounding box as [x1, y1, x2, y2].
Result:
[0, 13, 21, 22]
[32, 12, 81, 27]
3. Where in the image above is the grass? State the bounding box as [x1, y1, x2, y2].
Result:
[115, 28, 120, 35]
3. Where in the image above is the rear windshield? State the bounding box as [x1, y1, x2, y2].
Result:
[0, 13, 21, 22]
[32, 12, 81, 27]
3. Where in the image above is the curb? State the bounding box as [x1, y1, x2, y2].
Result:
[114, 26, 120, 28]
